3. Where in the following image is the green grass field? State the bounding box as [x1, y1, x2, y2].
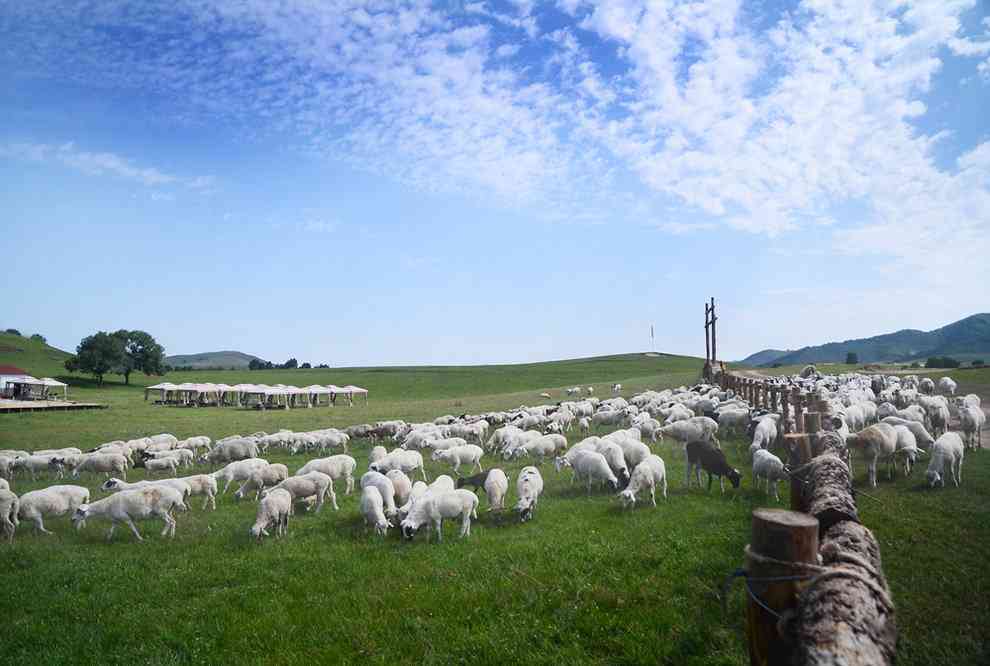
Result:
[1, 337, 988, 664]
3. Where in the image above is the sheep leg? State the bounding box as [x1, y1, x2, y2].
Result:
[684, 463, 692, 488]
[460, 514, 470, 538]
[346, 474, 354, 495]
[106, 521, 118, 541]
[719, 476, 725, 494]
[328, 485, 339, 511]
[434, 518, 442, 543]
[649, 486, 656, 507]
[954, 458, 962, 487]
[34, 517, 52, 535]
[771, 480, 779, 503]
[125, 519, 144, 542]
[420, 466, 428, 482]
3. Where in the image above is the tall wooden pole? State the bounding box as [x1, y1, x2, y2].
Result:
[704, 302, 711, 364]
[710, 297, 717, 363]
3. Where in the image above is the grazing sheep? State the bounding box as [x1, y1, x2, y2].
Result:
[514, 466, 544, 521]
[0, 478, 8, 492]
[200, 438, 260, 466]
[360, 486, 392, 536]
[892, 426, 926, 476]
[18, 485, 90, 534]
[938, 377, 957, 396]
[658, 416, 720, 451]
[483, 469, 509, 511]
[397, 481, 428, 519]
[594, 441, 630, 488]
[296, 455, 357, 495]
[509, 435, 566, 464]
[370, 449, 427, 481]
[212, 458, 269, 494]
[13, 455, 65, 481]
[919, 377, 935, 395]
[751, 449, 788, 502]
[72, 486, 187, 542]
[143, 448, 195, 468]
[605, 435, 652, 470]
[577, 417, 591, 434]
[234, 464, 290, 501]
[400, 489, 479, 542]
[0, 489, 18, 542]
[685, 440, 741, 493]
[846, 423, 898, 488]
[369, 446, 387, 465]
[101, 477, 192, 502]
[926, 433, 965, 488]
[431, 445, 484, 476]
[425, 437, 468, 452]
[386, 470, 413, 505]
[880, 417, 935, 449]
[266, 471, 335, 512]
[144, 457, 179, 477]
[177, 474, 219, 510]
[69, 453, 129, 480]
[749, 416, 778, 452]
[177, 436, 212, 453]
[250, 488, 291, 542]
[959, 405, 986, 450]
[360, 471, 398, 517]
[398, 475, 455, 520]
[618, 455, 667, 508]
[568, 450, 619, 495]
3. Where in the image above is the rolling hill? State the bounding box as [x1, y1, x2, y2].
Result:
[0, 332, 72, 377]
[165, 351, 265, 369]
[738, 313, 990, 366]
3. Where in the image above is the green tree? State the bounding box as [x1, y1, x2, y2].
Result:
[30, 333, 47, 343]
[300, 362, 312, 369]
[111, 330, 166, 385]
[4, 328, 21, 336]
[845, 352, 858, 365]
[65, 332, 125, 386]
[282, 358, 299, 369]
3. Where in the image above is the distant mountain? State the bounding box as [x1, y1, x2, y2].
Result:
[165, 351, 264, 369]
[738, 313, 990, 366]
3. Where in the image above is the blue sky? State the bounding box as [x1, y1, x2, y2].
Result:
[2, 0, 989, 366]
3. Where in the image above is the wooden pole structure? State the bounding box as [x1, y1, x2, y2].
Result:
[746, 509, 820, 666]
[785, 434, 812, 511]
[705, 302, 711, 364]
[791, 388, 805, 433]
[710, 297, 717, 363]
[805, 413, 822, 456]
[780, 390, 791, 436]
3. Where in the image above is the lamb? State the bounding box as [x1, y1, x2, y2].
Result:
[482, 468, 510, 511]
[514, 466, 544, 521]
[144, 457, 179, 477]
[212, 458, 270, 494]
[13, 454, 65, 481]
[959, 405, 986, 450]
[431, 445, 484, 476]
[360, 486, 392, 536]
[143, 448, 195, 468]
[296, 455, 357, 495]
[369, 446, 387, 464]
[369, 449, 427, 481]
[0, 489, 18, 542]
[398, 481, 429, 519]
[846, 423, 899, 488]
[425, 437, 467, 452]
[751, 449, 788, 502]
[685, 440, 741, 493]
[893, 425, 926, 476]
[400, 489, 479, 542]
[938, 377, 957, 396]
[72, 486, 187, 542]
[234, 464, 290, 501]
[177, 436, 212, 453]
[398, 475, 455, 519]
[17, 485, 90, 534]
[386, 470, 413, 505]
[577, 417, 591, 434]
[176, 474, 219, 510]
[749, 416, 778, 452]
[618, 455, 667, 508]
[268, 471, 335, 512]
[70, 453, 129, 480]
[250, 488, 291, 542]
[360, 471, 398, 517]
[926, 432, 964, 488]
[594, 441, 630, 487]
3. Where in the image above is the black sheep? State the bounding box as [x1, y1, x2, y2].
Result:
[456, 470, 490, 493]
[685, 440, 741, 493]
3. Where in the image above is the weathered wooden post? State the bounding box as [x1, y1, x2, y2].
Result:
[791, 388, 805, 433]
[805, 413, 822, 456]
[780, 390, 791, 436]
[785, 434, 812, 511]
[746, 509, 820, 666]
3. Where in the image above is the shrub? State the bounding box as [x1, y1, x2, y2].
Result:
[972, 359, 985, 367]
[30, 333, 46, 343]
[4, 328, 21, 336]
[925, 356, 961, 369]
[845, 352, 859, 365]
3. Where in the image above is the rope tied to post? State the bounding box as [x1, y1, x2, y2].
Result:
[721, 544, 895, 638]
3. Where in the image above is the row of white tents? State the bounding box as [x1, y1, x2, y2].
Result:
[144, 382, 368, 408]
[1, 376, 69, 400]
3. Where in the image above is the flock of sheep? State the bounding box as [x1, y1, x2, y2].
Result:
[0, 371, 981, 544]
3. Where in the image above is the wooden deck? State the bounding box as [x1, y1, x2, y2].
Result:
[0, 400, 108, 413]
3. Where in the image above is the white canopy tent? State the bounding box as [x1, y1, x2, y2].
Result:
[143, 380, 368, 408]
[4, 375, 68, 400]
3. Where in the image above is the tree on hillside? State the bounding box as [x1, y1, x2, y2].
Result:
[845, 352, 858, 365]
[300, 362, 312, 369]
[112, 330, 166, 385]
[4, 328, 21, 336]
[65, 332, 125, 386]
[30, 333, 46, 343]
[282, 358, 298, 369]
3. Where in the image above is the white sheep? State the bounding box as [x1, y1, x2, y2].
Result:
[369, 445, 387, 464]
[70, 453, 129, 480]
[370, 449, 427, 481]
[514, 466, 544, 521]
[296, 455, 357, 495]
[100, 477, 192, 502]
[570, 450, 619, 495]
[360, 471, 397, 517]
[749, 416, 778, 452]
[938, 377, 957, 396]
[18, 485, 90, 534]
[144, 457, 179, 476]
[881, 417, 935, 449]
[431, 444, 484, 475]
[201, 438, 260, 466]
[657, 417, 720, 450]
[397, 481, 428, 519]
[177, 436, 212, 453]
[0, 489, 19, 542]
[618, 455, 667, 508]
[926, 432, 964, 488]
[483, 469, 509, 511]
[13, 454, 65, 481]
[360, 486, 392, 536]
[213, 458, 270, 494]
[846, 423, 898, 488]
[577, 417, 591, 434]
[399, 489, 479, 542]
[145, 448, 195, 468]
[386, 469, 413, 505]
[72, 485, 187, 542]
[234, 464, 290, 501]
[266, 471, 334, 512]
[510, 435, 567, 464]
[959, 405, 986, 450]
[250, 488, 292, 542]
[752, 449, 788, 502]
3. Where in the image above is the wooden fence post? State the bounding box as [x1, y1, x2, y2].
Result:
[784, 434, 812, 511]
[746, 509, 820, 666]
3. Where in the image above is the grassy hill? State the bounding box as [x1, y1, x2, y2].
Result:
[0, 332, 72, 377]
[739, 313, 990, 366]
[165, 350, 264, 369]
